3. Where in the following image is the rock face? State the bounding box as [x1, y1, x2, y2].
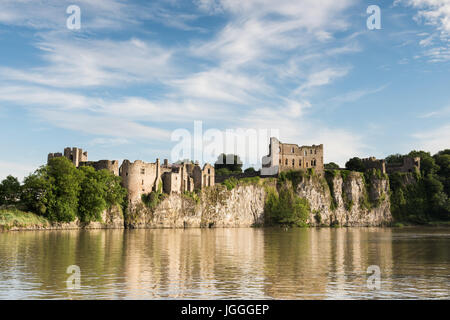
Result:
[296, 172, 392, 226]
[126, 184, 266, 228]
[125, 172, 392, 228]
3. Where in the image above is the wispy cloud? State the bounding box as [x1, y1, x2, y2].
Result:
[396, 0, 450, 62]
[329, 85, 388, 106]
[0, 36, 174, 88]
[418, 105, 450, 118]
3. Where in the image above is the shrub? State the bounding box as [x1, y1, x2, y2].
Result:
[264, 184, 310, 227]
[223, 177, 239, 190]
[244, 167, 256, 174]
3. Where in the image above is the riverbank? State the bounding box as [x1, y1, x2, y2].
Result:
[0, 206, 124, 232]
[1, 208, 448, 232]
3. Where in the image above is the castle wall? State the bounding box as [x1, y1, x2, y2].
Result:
[279, 143, 324, 173]
[386, 157, 420, 174]
[202, 164, 215, 187]
[261, 137, 324, 175]
[63, 147, 88, 167]
[261, 137, 280, 176]
[119, 159, 161, 204]
[362, 157, 386, 174]
[80, 160, 119, 176]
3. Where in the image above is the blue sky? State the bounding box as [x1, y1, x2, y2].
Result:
[0, 0, 449, 180]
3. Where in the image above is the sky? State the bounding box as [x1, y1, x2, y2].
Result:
[0, 0, 449, 180]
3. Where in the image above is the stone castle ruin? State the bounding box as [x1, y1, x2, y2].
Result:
[261, 137, 324, 176]
[362, 156, 420, 174]
[48, 148, 215, 204]
[48, 140, 419, 206]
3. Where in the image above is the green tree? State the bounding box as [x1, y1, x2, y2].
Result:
[345, 157, 365, 172]
[214, 153, 243, 173]
[45, 157, 82, 222]
[408, 150, 439, 176]
[434, 151, 450, 195]
[244, 167, 256, 174]
[385, 153, 404, 164]
[324, 162, 339, 170]
[21, 168, 54, 216]
[0, 175, 21, 205]
[215, 168, 232, 177]
[77, 166, 107, 223]
[264, 185, 310, 227]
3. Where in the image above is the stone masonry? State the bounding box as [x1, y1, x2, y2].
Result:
[48, 147, 215, 205]
[261, 137, 324, 176]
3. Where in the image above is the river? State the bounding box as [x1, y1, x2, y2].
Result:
[0, 227, 448, 299]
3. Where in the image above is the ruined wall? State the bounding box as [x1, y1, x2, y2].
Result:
[279, 143, 324, 173]
[202, 163, 215, 187]
[80, 160, 119, 176]
[261, 137, 324, 176]
[64, 147, 88, 167]
[362, 157, 386, 173]
[120, 159, 161, 204]
[386, 157, 420, 174]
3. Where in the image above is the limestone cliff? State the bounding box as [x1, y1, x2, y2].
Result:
[125, 171, 392, 228]
[125, 184, 266, 228]
[297, 171, 391, 226]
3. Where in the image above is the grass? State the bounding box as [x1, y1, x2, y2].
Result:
[0, 208, 49, 230]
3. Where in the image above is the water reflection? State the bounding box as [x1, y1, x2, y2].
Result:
[0, 227, 448, 299]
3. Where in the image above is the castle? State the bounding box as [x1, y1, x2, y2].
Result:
[361, 156, 420, 174]
[261, 137, 324, 176]
[48, 139, 419, 204]
[48, 148, 215, 204]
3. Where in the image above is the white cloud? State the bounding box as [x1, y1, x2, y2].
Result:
[0, 0, 366, 169]
[328, 85, 388, 106]
[0, 36, 174, 88]
[192, 0, 355, 68]
[0, 0, 139, 30]
[294, 67, 350, 95]
[397, 0, 450, 61]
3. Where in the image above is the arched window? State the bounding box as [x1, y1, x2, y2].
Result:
[304, 150, 307, 156]
[285, 159, 288, 165]
[292, 159, 295, 166]
[306, 161, 308, 167]
[291, 147, 294, 153]
[299, 160, 302, 166]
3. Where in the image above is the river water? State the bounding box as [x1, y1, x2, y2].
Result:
[0, 227, 448, 299]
